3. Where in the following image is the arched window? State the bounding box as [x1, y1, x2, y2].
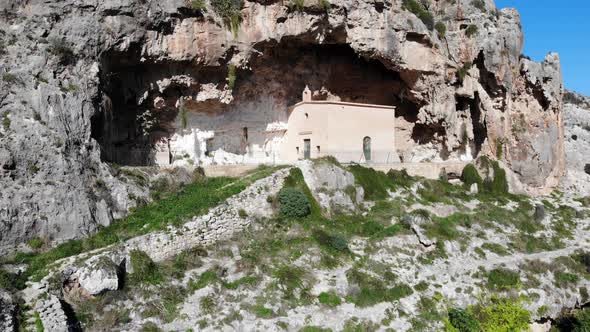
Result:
[363, 136, 371, 162]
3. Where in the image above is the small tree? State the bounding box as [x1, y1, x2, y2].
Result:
[278, 187, 311, 218]
[461, 164, 482, 190]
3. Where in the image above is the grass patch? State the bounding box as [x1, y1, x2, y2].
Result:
[129, 250, 163, 285]
[347, 164, 395, 200]
[345, 268, 413, 307]
[189, 269, 219, 291]
[251, 304, 274, 318]
[402, 0, 434, 30]
[486, 268, 520, 291]
[8, 166, 280, 284]
[318, 291, 342, 307]
[465, 24, 478, 37]
[481, 242, 510, 256]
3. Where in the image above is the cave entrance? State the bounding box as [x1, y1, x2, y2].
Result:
[456, 92, 487, 158]
[92, 41, 410, 166]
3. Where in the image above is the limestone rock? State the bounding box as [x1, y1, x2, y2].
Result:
[298, 160, 364, 215]
[74, 256, 120, 295]
[560, 90, 590, 196]
[0, 290, 16, 332]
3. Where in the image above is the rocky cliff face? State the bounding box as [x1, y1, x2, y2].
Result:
[561, 90, 590, 195]
[0, 0, 564, 253]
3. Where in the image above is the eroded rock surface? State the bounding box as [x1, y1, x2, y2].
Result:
[0, 0, 564, 251]
[561, 90, 590, 195]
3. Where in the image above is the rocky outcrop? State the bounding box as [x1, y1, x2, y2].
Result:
[0, 0, 564, 251]
[561, 90, 590, 195]
[298, 159, 364, 215]
[0, 290, 16, 332]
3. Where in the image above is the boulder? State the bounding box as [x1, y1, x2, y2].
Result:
[75, 256, 120, 295]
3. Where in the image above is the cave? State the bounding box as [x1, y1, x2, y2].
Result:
[91, 41, 413, 166]
[456, 92, 487, 158]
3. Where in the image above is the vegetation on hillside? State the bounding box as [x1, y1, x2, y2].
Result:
[4, 166, 280, 283]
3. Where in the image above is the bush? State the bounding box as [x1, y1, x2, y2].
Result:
[318, 291, 341, 307]
[465, 24, 479, 37]
[189, 0, 206, 10]
[435, 21, 446, 38]
[278, 187, 311, 218]
[319, 0, 330, 11]
[448, 308, 480, 332]
[387, 168, 416, 188]
[461, 164, 482, 189]
[313, 230, 349, 253]
[291, 0, 305, 11]
[483, 161, 508, 194]
[457, 61, 473, 82]
[470, 297, 530, 332]
[348, 164, 394, 200]
[129, 250, 163, 285]
[227, 64, 236, 89]
[28, 237, 44, 249]
[471, 0, 486, 12]
[486, 268, 520, 290]
[2, 72, 18, 83]
[402, 0, 434, 30]
[211, 0, 243, 36]
[554, 307, 590, 331]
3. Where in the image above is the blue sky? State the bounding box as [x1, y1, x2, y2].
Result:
[495, 0, 589, 95]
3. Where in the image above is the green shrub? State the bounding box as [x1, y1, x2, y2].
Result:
[200, 295, 217, 314]
[486, 268, 520, 290]
[448, 308, 480, 332]
[2, 72, 18, 83]
[554, 271, 579, 286]
[189, 0, 207, 10]
[0, 269, 26, 291]
[313, 230, 349, 253]
[318, 291, 341, 307]
[28, 237, 44, 249]
[129, 250, 163, 285]
[461, 164, 482, 189]
[278, 187, 311, 218]
[34, 312, 44, 332]
[386, 168, 416, 188]
[227, 64, 236, 89]
[465, 24, 478, 37]
[348, 164, 394, 200]
[291, 0, 305, 11]
[435, 21, 446, 38]
[319, 0, 330, 11]
[555, 307, 590, 332]
[189, 269, 219, 290]
[273, 265, 307, 298]
[211, 0, 243, 36]
[140, 322, 162, 332]
[238, 209, 248, 218]
[402, 0, 434, 30]
[180, 103, 188, 129]
[470, 297, 530, 332]
[483, 161, 509, 194]
[457, 61, 473, 82]
[471, 0, 486, 12]
[2, 111, 10, 131]
[251, 304, 274, 318]
[345, 268, 413, 307]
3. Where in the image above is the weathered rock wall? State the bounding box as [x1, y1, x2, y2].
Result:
[561, 90, 590, 195]
[0, 0, 564, 252]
